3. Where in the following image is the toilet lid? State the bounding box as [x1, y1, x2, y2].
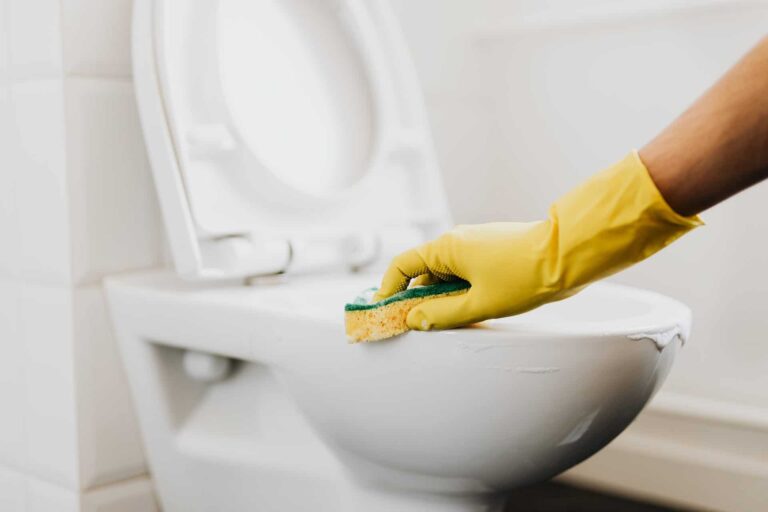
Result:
[132, 0, 451, 280]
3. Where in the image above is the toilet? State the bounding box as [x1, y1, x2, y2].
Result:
[105, 0, 692, 511]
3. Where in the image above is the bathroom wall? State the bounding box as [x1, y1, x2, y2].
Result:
[391, 0, 768, 509]
[0, 0, 161, 510]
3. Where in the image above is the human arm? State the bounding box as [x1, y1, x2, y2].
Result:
[642, 36, 768, 216]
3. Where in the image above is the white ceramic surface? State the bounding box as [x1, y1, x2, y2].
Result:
[26, 477, 79, 512]
[0, 0, 160, 498]
[0, 466, 25, 512]
[73, 286, 147, 489]
[0, 279, 25, 469]
[20, 283, 78, 488]
[106, 271, 686, 511]
[132, 0, 448, 280]
[10, 79, 70, 285]
[0, 464, 156, 512]
[7, 0, 62, 77]
[61, 0, 132, 77]
[65, 78, 162, 285]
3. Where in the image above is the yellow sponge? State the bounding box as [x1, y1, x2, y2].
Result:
[344, 280, 470, 343]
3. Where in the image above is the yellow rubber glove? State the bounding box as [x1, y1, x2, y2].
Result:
[374, 151, 703, 331]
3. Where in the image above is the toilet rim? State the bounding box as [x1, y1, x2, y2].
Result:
[106, 271, 690, 356]
[243, 276, 692, 340]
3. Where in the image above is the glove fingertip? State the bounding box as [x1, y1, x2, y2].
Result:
[406, 290, 481, 331]
[406, 306, 432, 331]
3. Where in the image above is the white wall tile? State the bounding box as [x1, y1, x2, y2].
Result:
[0, 280, 25, 470]
[5, 0, 169, 508]
[0, 465, 26, 512]
[65, 78, 162, 285]
[0, 0, 9, 79]
[10, 80, 71, 285]
[74, 285, 147, 489]
[20, 284, 78, 489]
[26, 477, 79, 512]
[7, 0, 62, 78]
[0, 84, 22, 278]
[81, 476, 158, 512]
[61, 0, 132, 78]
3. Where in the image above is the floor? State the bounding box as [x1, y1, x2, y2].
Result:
[502, 482, 695, 511]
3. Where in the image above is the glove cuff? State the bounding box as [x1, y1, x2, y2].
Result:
[548, 151, 703, 289]
[629, 149, 704, 229]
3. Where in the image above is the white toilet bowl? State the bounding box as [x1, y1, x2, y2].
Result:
[117, 0, 693, 509]
[106, 271, 687, 511]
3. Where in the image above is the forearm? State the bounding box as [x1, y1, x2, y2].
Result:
[640, 36, 768, 216]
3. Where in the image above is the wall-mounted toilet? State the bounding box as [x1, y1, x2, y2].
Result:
[105, 0, 692, 511]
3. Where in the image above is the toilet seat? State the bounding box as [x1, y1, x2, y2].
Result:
[133, 0, 450, 280]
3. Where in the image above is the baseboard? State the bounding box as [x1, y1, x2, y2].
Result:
[557, 391, 768, 512]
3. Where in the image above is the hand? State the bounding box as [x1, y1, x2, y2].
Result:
[375, 152, 702, 331]
[374, 221, 571, 331]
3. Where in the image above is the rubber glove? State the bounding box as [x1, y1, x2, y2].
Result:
[374, 151, 703, 331]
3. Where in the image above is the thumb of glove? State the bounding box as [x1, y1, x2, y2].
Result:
[406, 290, 481, 331]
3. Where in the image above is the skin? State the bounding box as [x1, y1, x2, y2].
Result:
[641, 36, 768, 216]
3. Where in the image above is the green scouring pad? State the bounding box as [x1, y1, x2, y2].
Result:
[344, 280, 471, 343]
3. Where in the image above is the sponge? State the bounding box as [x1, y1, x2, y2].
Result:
[344, 280, 471, 343]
